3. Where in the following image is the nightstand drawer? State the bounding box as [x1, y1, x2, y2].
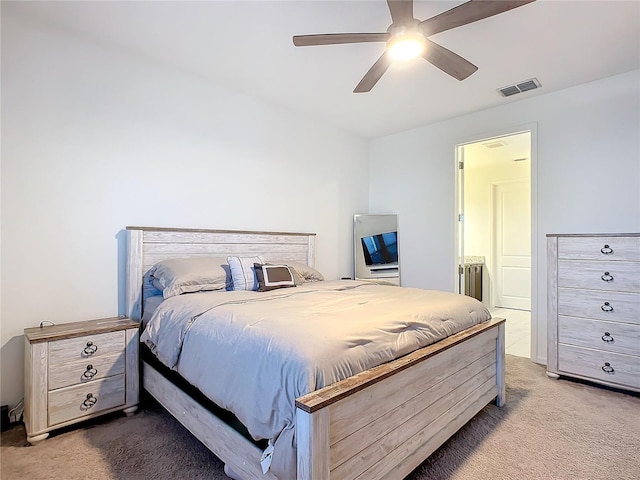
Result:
[558, 236, 640, 261]
[558, 288, 640, 324]
[558, 316, 640, 356]
[558, 260, 640, 293]
[48, 352, 126, 390]
[558, 345, 640, 389]
[48, 374, 126, 426]
[49, 330, 125, 366]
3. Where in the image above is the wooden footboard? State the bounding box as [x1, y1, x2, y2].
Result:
[295, 318, 505, 480]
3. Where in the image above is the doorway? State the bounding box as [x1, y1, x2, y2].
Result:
[456, 131, 533, 358]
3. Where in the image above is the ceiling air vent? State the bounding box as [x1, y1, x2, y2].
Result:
[498, 78, 541, 97]
[483, 141, 506, 149]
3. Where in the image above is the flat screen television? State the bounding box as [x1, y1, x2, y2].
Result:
[360, 231, 398, 266]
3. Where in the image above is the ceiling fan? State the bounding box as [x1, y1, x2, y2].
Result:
[293, 0, 536, 93]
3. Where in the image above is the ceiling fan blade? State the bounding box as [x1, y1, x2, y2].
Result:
[422, 39, 478, 81]
[293, 33, 389, 47]
[387, 0, 414, 24]
[419, 0, 536, 37]
[354, 51, 393, 93]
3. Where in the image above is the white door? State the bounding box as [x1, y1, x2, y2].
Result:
[493, 180, 531, 310]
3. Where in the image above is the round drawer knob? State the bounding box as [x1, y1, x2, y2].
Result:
[82, 341, 98, 356]
[601, 302, 614, 312]
[601, 362, 615, 374]
[601, 272, 614, 282]
[601, 332, 614, 343]
[600, 244, 613, 255]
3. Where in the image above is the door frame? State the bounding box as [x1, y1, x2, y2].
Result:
[453, 123, 539, 362]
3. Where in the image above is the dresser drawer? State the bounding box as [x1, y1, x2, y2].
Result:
[49, 331, 125, 367]
[558, 260, 640, 293]
[558, 316, 640, 356]
[558, 345, 640, 389]
[48, 374, 126, 426]
[558, 288, 640, 324]
[558, 236, 640, 261]
[48, 352, 126, 390]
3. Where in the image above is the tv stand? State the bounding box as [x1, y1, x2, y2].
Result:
[370, 266, 399, 274]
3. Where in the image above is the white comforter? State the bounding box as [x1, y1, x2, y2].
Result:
[141, 280, 491, 479]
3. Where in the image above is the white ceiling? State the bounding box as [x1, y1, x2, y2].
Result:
[6, 0, 640, 138]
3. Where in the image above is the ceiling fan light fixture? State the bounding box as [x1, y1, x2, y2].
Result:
[387, 33, 426, 61]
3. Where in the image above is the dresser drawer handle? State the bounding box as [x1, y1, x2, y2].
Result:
[82, 393, 98, 409]
[601, 332, 614, 343]
[601, 302, 614, 312]
[601, 362, 615, 374]
[82, 365, 98, 380]
[601, 272, 614, 282]
[83, 341, 98, 356]
[600, 244, 613, 255]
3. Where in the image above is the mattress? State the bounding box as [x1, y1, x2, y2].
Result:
[140, 280, 491, 479]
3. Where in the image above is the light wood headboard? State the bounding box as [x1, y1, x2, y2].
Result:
[126, 226, 316, 321]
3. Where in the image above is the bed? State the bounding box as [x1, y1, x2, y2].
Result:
[126, 226, 505, 480]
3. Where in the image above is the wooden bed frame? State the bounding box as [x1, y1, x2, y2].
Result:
[126, 226, 505, 480]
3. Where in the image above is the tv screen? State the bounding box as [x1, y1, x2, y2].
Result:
[360, 231, 398, 266]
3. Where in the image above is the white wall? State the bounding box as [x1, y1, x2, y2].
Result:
[369, 69, 640, 364]
[0, 11, 369, 406]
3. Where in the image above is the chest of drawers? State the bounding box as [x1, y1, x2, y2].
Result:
[24, 316, 139, 444]
[547, 234, 640, 392]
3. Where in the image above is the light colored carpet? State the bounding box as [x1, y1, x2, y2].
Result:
[2, 355, 639, 480]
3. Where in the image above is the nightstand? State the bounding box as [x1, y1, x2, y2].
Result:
[24, 316, 139, 444]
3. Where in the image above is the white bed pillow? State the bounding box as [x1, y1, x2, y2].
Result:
[227, 256, 264, 291]
[151, 256, 230, 299]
